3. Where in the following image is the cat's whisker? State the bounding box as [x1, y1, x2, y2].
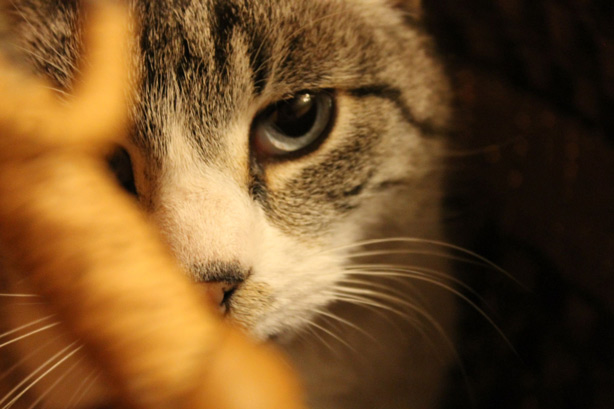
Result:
[0, 342, 79, 408]
[337, 283, 460, 361]
[296, 323, 322, 347]
[301, 320, 342, 355]
[337, 265, 491, 404]
[326, 288, 407, 334]
[344, 266, 456, 314]
[325, 290, 409, 324]
[330, 288, 428, 344]
[0, 294, 39, 298]
[311, 314, 355, 355]
[319, 237, 518, 284]
[346, 249, 487, 269]
[0, 316, 55, 342]
[346, 263, 483, 301]
[66, 372, 100, 409]
[304, 318, 352, 351]
[336, 286, 425, 319]
[40, 85, 71, 105]
[25, 355, 85, 409]
[0, 335, 63, 383]
[340, 274, 415, 296]
[3, 345, 82, 409]
[313, 308, 377, 347]
[347, 268, 482, 317]
[0, 323, 60, 351]
[314, 310, 343, 344]
[347, 268, 516, 353]
[338, 277, 422, 308]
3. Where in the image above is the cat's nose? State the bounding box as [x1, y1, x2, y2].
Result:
[200, 281, 238, 315]
[190, 262, 249, 315]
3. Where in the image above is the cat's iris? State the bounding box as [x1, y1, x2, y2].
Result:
[253, 91, 334, 157]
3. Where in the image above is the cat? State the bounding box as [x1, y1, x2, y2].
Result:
[0, 1, 456, 408]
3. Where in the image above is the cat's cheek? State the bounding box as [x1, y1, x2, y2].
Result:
[242, 222, 352, 339]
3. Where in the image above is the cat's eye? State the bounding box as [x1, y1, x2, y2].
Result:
[252, 91, 335, 157]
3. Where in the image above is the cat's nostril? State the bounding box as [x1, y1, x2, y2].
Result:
[191, 262, 249, 314]
[200, 281, 238, 315]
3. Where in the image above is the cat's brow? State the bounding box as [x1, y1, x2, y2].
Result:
[348, 85, 445, 137]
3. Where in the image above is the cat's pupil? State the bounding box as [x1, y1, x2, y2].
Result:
[271, 93, 318, 138]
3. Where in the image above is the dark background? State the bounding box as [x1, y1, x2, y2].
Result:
[422, 1, 614, 408]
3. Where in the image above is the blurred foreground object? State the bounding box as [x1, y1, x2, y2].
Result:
[0, 1, 305, 408]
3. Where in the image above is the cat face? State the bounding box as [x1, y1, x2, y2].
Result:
[1, 1, 452, 407]
[5, 0, 450, 337]
[116, 0, 450, 338]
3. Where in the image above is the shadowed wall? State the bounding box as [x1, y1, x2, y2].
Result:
[424, 1, 613, 408]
